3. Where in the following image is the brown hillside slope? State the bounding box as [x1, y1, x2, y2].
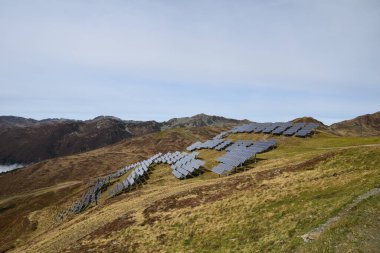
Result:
[5, 133, 380, 253]
[0, 126, 225, 198]
[330, 111, 380, 136]
[0, 126, 226, 252]
[0, 114, 245, 164]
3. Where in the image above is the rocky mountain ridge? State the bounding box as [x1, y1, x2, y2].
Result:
[0, 114, 246, 164]
[1, 111, 378, 164]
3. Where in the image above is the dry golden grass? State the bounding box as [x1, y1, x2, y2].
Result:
[3, 130, 380, 252]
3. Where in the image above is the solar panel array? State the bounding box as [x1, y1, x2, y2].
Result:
[230, 123, 257, 133]
[283, 123, 306, 136]
[271, 122, 293, 134]
[186, 141, 202, 151]
[230, 122, 319, 137]
[67, 120, 319, 215]
[154, 151, 197, 165]
[212, 139, 277, 175]
[215, 140, 233, 151]
[69, 177, 109, 213]
[69, 151, 206, 213]
[69, 153, 162, 213]
[294, 123, 320, 137]
[186, 139, 224, 151]
[249, 139, 277, 153]
[213, 131, 228, 139]
[225, 139, 254, 151]
[170, 152, 205, 179]
[253, 123, 273, 133]
[262, 123, 283, 133]
[108, 154, 161, 198]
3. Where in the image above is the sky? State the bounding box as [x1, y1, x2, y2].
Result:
[0, 0, 379, 125]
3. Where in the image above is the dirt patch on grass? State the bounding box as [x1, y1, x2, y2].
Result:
[64, 213, 136, 253]
[142, 152, 338, 225]
[88, 212, 135, 238]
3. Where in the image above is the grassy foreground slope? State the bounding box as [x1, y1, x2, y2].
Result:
[0, 126, 225, 252]
[7, 131, 380, 253]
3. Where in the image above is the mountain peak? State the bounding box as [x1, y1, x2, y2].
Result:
[330, 111, 380, 136]
[161, 114, 249, 130]
[291, 117, 326, 126]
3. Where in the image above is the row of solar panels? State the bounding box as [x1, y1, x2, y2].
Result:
[231, 122, 319, 137]
[212, 139, 276, 175]
[169, 152, 205, 179]
[108, 157, 158, 198]
[108, 151, 205, 196]
[294, 123, 320, 137]
[68, 151, 207, 213]
[215, 140, 233, 151]
[69, 153, 162, 213]
[187, 138, 234, 152]
[186, 139, 225, 151]
[213, 131, 228, 140]
[154, 151, 189, 165]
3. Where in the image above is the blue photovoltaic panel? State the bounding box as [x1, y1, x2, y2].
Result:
[263, 123, 283, 133]
[294, 123, 319, 137]
[272, 122, 293, 134]
[172, 170, 184, 179]
[211, 139, 276, 175]
[283, 123, 306, 136]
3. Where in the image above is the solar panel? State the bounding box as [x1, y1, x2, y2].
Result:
[272, 122, 293, 134]
[283, 123, 306, 136]
[211, 163, 234, 174]
[215, 140, 233, 151]
[172, 170, 184, 179]
[230, 123, 260, 133]
[183, 164, 195, 173]
[294, 123, 319, 137]
[122, 180, 129, 188]
[211, 139, 276, 175]
[262, 123, 283, 133]
[253, 123, 272, 133]
[213, 132, 228, 139]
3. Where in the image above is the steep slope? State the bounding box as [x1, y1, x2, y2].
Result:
[0, 126, 226, 251]
[0, 117, 137, 164]
[0, 114, 244, 164]
[1, 129, 379, 253]
[0, 126, 223, 197]
[330, 111, 380, 136]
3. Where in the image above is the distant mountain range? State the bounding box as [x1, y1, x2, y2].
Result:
[0, 114, 247, 164]
[0, 112, 378, 164]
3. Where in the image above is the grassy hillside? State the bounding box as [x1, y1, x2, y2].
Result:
[0, 126, 225, 252]
[1, 130, 380, 252]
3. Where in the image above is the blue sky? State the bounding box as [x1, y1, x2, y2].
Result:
[0, 0, 379, 125]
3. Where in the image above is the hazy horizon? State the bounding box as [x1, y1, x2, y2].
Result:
[1, 1, 379, 125]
